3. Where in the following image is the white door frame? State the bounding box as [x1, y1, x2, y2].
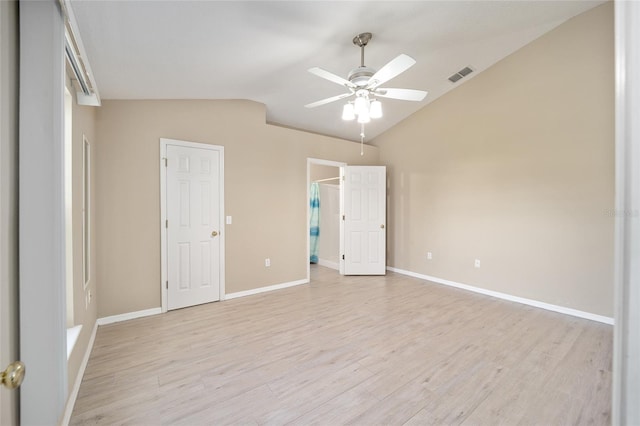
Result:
[0, 0, 19, 423]
[613, 1, 640, 424]
[160, 138, 225, 313]
[18, 1, 67, 423]
[307, 158, 346, 281]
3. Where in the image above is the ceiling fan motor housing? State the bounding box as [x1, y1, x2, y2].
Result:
[348, 66, 375, 86]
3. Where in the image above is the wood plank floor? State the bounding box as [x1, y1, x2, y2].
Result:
[70, 266, 612, 425]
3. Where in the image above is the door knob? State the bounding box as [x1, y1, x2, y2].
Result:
[1, 361, 25, 390]
[211, 230, 218, 237]
[380, 224, 385, 229]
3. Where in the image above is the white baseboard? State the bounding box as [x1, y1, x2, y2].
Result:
[387, 266, 614, 325]
[317, 258, 339, 270]
[59, 321, 98, 426]
[225, 278, 309, 300]
[96, 307, 162, 326]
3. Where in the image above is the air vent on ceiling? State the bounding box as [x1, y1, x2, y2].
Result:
[448, 66, 474, 83]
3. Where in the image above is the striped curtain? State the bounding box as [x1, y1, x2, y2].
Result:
[309, 182, 320, 263]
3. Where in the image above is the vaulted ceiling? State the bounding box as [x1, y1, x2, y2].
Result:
[70, 0, 604, 142]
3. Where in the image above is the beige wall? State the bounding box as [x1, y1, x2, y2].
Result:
[310, 164, 340, 182]
[371, 3, 614, 316]
[95, 100, 378, 317]
[66, 91, 98, 395]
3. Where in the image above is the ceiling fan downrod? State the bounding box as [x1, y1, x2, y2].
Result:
[348, 32, 375, 86]
[353, 32, 372, 67]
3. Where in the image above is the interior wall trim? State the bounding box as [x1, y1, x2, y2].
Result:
[96, 307, 162, 326]
[387, 266, 614, 325]
[94, 277, 309, 327]
[59, 321, 98, 426]
[613, 1, 640, 423]
[226, 278, 309, 300]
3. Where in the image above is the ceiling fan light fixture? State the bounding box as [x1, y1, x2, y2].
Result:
[306, 31, 426, 139]
[342, 103, 355, 121]
[370, 100, 382, 119]
[354, 94, 369, 116]
[357, 109, 371, 124]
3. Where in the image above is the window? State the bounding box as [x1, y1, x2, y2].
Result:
[83, 135, 90, 288]
[64, 87, 73, 326]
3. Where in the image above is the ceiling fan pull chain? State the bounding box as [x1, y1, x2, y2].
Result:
[360, 124, 365, 156]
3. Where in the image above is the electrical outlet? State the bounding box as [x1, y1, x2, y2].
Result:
[226, 216, 232, 225]
[427, 252, 432, 260]
[474, 259, 481, 268]
[265, 258, 271, 267]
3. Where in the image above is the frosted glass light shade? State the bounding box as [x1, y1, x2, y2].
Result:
[354, 96, 368, 116]
[370, 100, 382, 118]
[357, 109, 370, 123]
[342, 103, 355, 120]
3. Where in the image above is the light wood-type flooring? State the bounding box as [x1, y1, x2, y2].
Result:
[70, 266, 612, 425]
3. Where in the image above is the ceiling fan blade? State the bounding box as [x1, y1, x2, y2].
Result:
[305, 92, 353, 108]
[367, 54, 416, 89]
[375, 88, 427, 102]
[308, 67, 355, 89]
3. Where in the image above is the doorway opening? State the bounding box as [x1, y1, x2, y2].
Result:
[307, 158, 345, 282]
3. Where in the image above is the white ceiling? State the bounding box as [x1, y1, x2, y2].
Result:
[69, 0, 604, 142]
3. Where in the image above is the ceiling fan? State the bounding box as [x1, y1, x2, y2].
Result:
[305, 32, 427, 123]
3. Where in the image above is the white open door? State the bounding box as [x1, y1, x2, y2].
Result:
[0, 2, 21, 421]
[342, 166, 386, 275]
[163, 140, 224, 311]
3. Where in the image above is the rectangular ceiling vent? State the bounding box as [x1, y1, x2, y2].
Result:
[448, 66, 474, 83]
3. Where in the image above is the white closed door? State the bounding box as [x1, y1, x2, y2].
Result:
[166, 144, 222, 310]
[342, 166, 386, 275]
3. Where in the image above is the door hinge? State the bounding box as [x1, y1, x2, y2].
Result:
[342, 215, 345, 221]
[164, 158, 167, 167]
[342, 254, 345, 260]
[166, 281, 168, 289]
[165, 219, 168, 228]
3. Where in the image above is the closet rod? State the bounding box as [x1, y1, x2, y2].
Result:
[314, 177, 340, 183]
